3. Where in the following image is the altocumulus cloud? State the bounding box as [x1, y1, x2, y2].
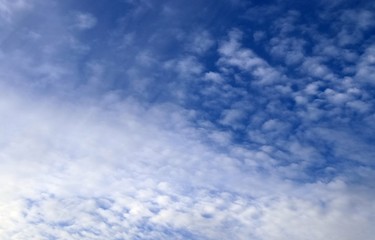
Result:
[0, 0, 374, 240]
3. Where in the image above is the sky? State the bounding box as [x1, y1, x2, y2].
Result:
[0, 0, 374, 239]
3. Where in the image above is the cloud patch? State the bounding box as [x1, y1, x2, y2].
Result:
[73, 12, 97, 30]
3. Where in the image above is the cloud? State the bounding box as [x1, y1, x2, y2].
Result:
[311, 127, 375, 167]
[185, 30, 215, 54]
[340, 9, 375, 30]
[1, 82, 373, 239]
[0, 0, 375, 239]
[0, 0, 31, 21]
[269, 36, 306, 65]
[73, 12, 97, 30]
[203, 71, 224, 83]
[217, 29, 282, 85]
[355, 44, 375, 85]
[301, 57, 334, 80]
[164, 56, 204, 78]
[219, 108, 246, 127]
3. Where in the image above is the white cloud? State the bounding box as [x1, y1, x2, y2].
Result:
[262, 119, 284, 132]
[164, 56, 204, 78]
[355, 44, 375, 85]
[253, 192, 375, 240]
[301, 57, 334, 80]
[337, 28, 363, 46]
[311, 127, 375, 166]
[272, 10, 300, 35]
[323, 88, 351, 105]
[73, 12, 97, 30]
[346, 100, 370, 113]
[218, 29, 282, 85]
[0, 1, 374, 239]
[0, 0, 31, 21]
[340, 9, 375, 30]
[1, 85, 372, 239]
[186, 30, 215, 54]
[269, 36, 306, 65]
[203, 71, 224, 83]
[220, 108, 245, 127]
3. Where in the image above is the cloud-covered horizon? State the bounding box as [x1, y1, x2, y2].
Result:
[0, 0, 374, 239]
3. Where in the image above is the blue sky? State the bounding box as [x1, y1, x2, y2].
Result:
[0, 0, 374, 239]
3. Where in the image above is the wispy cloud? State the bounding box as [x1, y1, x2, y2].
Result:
[72, 12, 97, 30]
